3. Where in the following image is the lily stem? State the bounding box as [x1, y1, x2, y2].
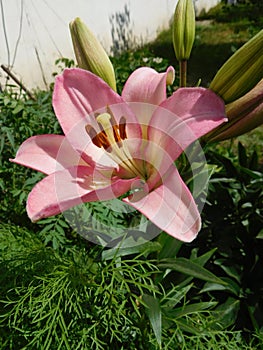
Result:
[179, 60, 187, 87]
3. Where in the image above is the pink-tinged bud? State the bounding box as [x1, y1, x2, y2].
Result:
[173, 0, 195, 61]
[206, 79, 263, 142]
[70, 17, 116, 91]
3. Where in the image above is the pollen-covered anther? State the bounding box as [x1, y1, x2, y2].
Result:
[119, 116, 127, 139]
[85, 124, 110, 149]
[86, 112, 128, 151]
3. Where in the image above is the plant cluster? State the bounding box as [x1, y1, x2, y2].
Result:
[1, 3, 263, 349]
[1, 75, 262, 350]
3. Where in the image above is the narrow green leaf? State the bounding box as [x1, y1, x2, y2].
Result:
[39, 223, 54, 234]
[164, 301, 217, 319]
[200, 277, 240, 296]
[12, 103, 24, 115]
[210, 297, 240, 330]
[249, 150, 259, 170]
[158, 257, 226, 285]
[102, 241, 161, 260]
[192, 248, 217, 267]
[143, 294, 162, 347]
[238, 142, 247, 168]
[57, 219, 69, 228]
[256, 229, 263, 239]
[239, 166, 262, 179]
[157, 233, 183, 259]
[175, 318, 202, 335]
[3, 127, 15, 150]
[214, 259, 241, 283]
[210, 152, 238, 177]
[161, 285, 193, 309]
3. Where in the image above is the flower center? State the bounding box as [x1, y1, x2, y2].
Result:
[85, 112, 145, 178]
[96, 113, 125, 148]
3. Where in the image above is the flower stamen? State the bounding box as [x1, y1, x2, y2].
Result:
[96, 113, 117, 146]
[85, 124, 111, 149]
[119, 116, 127, 139]
[85, 112, 146, 179]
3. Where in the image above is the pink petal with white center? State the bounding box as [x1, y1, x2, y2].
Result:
[123, 166, 201, 242]
[27, 165, 137, 222]
[148, 87, 227, 160]
[53, 68, 142, 162]
[10, 134, 89, 175]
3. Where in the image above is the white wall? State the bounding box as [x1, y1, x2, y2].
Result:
[195, 0, 220, 13]
[0, 0, 219, 90]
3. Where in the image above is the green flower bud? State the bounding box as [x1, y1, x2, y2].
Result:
[172, 0, 195, 61]
[70, 17, 116, 91]
[205, 79, 263, 142]
[210, 29, 263, 104]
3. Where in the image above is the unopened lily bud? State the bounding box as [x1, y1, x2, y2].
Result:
[70, 17, 116, 91]
[172, 0, 195, 61]
[205, 79, 263, 142]
[210, 29, 263, 103]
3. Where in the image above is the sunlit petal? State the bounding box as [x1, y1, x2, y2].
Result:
[123, 166, 201, 242]
[148, 87, 226, 159]
[27, 165, 137, 222]
[11, 134, 88, 174]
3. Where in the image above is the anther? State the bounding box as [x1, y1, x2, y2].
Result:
[85, 124, 110, 149]
[119, 116, 127, 140]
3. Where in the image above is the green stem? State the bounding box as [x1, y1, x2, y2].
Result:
[179, 60, 187, 87]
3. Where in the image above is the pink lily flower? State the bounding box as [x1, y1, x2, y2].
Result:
[12, 67, 226, 242]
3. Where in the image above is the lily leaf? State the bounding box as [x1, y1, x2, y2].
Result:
[210, 297, 240, 330]
[192, 247, 217, 267]
[164, 301, 217, 319]
[143, 294, 162, 347]
[175, 318, 203, 335]
[157, 233, 183, 260]
[102, 240, 161, 260]
[161, 284, 193, 309]
[200, 277, 240, 296]
[158, 257, 226, 285]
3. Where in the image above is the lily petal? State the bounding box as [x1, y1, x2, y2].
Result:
[122, 67, 175, 130]
[53, 68, 142, 163]
[27, 165, 137, 222]
[11, 134, 88, 174]
[122, 66, 175, 105]
[53, 68, 123, 134]
[123, 166, 201, 242]
[148, 87, 226, 159]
